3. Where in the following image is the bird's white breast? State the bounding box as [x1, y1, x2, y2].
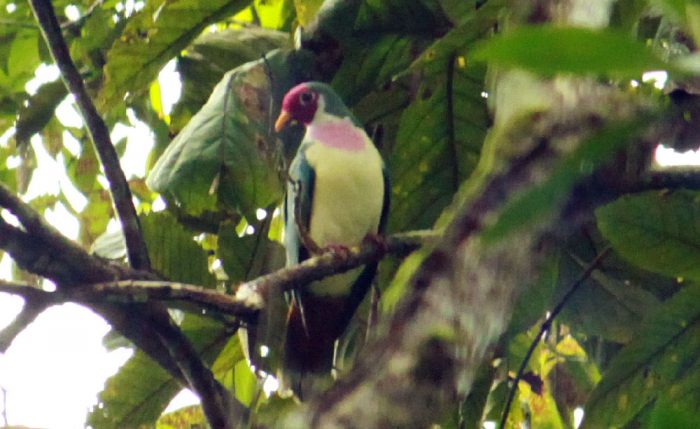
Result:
[303, 131, 384, 249]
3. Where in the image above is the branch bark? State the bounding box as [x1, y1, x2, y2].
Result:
[0, 230, 435, 325]
[0, 180, 432, 428]
[0, 187, 241, 426]
[28, 0, 150, 271]
[292, 84, 654, 429]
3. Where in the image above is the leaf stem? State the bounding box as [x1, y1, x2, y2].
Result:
[498, 245, 612, 429]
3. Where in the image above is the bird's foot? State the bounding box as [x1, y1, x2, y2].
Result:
[362, 233, 389, 255]
[321, 243, 351, 259]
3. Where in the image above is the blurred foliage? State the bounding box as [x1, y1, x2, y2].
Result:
[1, 0, 700, 428]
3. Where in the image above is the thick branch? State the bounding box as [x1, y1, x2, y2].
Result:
[299, 84, 653, 428]
[0, 230, 434, 325]
[0, 186, 241, 418]
[0, 183, 120, 285]
[28, 0, 150, 271]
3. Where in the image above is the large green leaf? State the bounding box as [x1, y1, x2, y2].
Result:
[471, 25, 668, 77]
[583, 284, 700, 427]
[99, 0, 249, 108]
[312, 0, 454, 104]
[596, 190, 700, 282]
[382, 4, 503, 232]
[88, 316, 230, 429]
[141, 212, 216, 287]
[369, 3, 504, 234]
[558, 248, 660, 343]
[170, 28, 289, 132]
[146, 49, 314, 219]
[388, 61, 487, 232]
[7, 29, 40, 90]
[88, 211, 227, 428]
[331, 34, 429, 106]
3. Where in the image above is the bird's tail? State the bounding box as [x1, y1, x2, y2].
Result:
[278, 293, 346, 399]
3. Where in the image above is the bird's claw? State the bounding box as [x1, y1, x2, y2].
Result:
[363, 233, 388, 255]
[321, 244, 351, 259]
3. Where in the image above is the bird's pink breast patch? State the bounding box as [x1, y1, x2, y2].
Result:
[308, 120, 365, 152]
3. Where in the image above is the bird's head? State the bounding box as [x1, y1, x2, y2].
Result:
[275, 83, 320, 132]
[275, 82, 353, 132]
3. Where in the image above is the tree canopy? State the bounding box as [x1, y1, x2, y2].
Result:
[1, 0, 700, 428]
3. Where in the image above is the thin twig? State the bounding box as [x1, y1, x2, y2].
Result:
[1, 385, 7, 426]
[238, 230, 435, 300]
[498, 245, 612, 429]
[0, 298, 51, 353]
[446, 54, 459, 189]
[149, 312, 248, 428]
[0, 280, 257, 320]
[28, 0, 150, 271]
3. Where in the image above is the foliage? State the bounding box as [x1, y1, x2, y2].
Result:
[0, 0, 700, 428]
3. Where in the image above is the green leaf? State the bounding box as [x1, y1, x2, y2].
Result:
[471, 25, 668, 77]
[216, 222, 285, 373]
[141, 212, 216, 287]
[66, 138, 100, 195]
[313, 0, 459, 105]
[507, 253, 561, 334]
[388, 60, 488, 232]
[645, 395, 699, 429]
[88, 349, 182, 429]
[217, 222, 284, 283]
[99, 0, 249, 108]
[88, 316, 229, 429]
[559, 249, 660, 343]
[596, 190, 700, 282]
[583, 284, 700, 428]
[14, 80, 68, 146]
[293, 0, 323, 26]
[147, 49, 314, 218]
[331, 34, 429, 106]
[251, 0, 297, 31]
[78, 190, 113, 245]
[8, 29, 40, 89]
[234, 359, 258, 406]
[312, 0, 448, 41]
[156, 404, 206, 429]
[171, 27, 289, 132]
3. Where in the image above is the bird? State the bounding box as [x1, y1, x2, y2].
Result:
[274, 81, 390, 397]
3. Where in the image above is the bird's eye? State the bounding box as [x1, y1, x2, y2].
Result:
[299, 91, 314, 105]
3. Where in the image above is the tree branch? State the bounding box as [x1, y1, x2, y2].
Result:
[0, 227, 431, 428]
[236, 229, 435, 305]
[28, 0, 150, 271]
[498, 245, 612, 429]
[0, 282, 52, 353]
[298, 82, 653, 428]
[0, 230, 435, 325]
[149, 312, 249, 428]
[0, 184, 245, 425]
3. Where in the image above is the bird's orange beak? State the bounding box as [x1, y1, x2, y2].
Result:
[274, 111, 292, 132]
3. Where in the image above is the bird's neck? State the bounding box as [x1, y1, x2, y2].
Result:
[307, 113, 366, 152]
